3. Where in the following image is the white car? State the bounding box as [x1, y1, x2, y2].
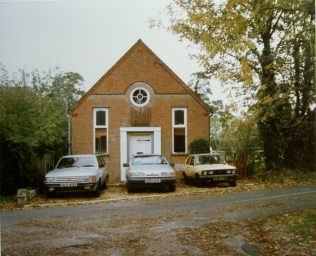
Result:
[44, 154, 109, 197]
[183, 153, 237, 187]
[123, 154, 176, 193]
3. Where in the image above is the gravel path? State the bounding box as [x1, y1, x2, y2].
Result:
[1, 183, 316, 255]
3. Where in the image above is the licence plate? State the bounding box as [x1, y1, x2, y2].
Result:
[60, 183, 78, 187]
[145, 178, 161, 183]
[213, 177, 227, 181]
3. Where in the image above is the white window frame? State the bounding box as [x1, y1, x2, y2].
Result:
[130, 87, 151, 107]
[172, 108, 187, 154]
[93, 108, 109, 154]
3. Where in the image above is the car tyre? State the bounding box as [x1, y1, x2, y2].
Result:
[127, 184, 135, 193]
[103, 175, 109, 189]
[183, 172, 190, 185]
[93, 180, 101, 197]
[195, 174, 203, 187]
[45, 191, 53, 198]
[169, 184, 176, 192]
[229, 180, 237, 187]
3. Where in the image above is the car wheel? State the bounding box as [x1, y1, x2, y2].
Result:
[195, 174, 203, 187]
[103, 175, 109, 189]
[45, 191, 53, 198]
[93, 181, 101, 197]
[127, 184, 135, 193]
[229, 180, 237, 187]
[183, 172, 190, 185]
[169, 184, 176, 192]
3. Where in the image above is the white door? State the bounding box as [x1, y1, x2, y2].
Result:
[128, 135, 153, 160]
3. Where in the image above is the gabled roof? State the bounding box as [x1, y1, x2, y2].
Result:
[70, 39, 210, 113]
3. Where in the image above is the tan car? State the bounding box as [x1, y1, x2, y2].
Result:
[183, 153, 237, 187]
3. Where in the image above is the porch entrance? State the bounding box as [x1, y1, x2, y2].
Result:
[128, 133, 153, 160]
[120, 127, 161, 181]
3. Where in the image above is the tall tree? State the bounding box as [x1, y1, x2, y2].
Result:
[0, 66, 84, 194]
[165, 0, 315, 170]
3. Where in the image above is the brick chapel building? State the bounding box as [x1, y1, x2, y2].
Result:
[69, 40, 210, 182]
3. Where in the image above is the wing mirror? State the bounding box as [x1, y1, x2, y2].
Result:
[123, 163, 129, 167]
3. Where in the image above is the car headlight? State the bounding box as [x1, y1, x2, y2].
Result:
[161, 171, 175, 176]
[83, 176, 97, 183]
[226, 170, 232, 174]
[45, 177, 55, 183]
[202, 170, 213, 175]
[128, 172, 145, 177]
[232, 170, 236, 174]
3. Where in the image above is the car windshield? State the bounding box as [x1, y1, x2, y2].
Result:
[196, 154, 224, 165]
[57, 157, 97, 168]
[131, 155, 167, 165]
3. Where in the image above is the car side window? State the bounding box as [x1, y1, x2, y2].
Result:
[190, 157, 195, 166]
[185, 157, 191, 165]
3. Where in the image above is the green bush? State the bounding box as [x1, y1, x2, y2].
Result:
[0, 67, 84, 195]
[190, 138, 210, 154]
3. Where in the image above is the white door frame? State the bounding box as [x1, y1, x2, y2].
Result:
[120, 127, 161, 181]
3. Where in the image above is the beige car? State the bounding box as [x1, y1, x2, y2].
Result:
[183, 153, 237, 187]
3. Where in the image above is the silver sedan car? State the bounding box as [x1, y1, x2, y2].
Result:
[44, 154, 108, 197]
[124, 154, 176, 193]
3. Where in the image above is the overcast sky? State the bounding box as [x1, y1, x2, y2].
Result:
[0, 0, 227, 101]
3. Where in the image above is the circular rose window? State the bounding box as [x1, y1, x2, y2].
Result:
[130, 87, 150, 107]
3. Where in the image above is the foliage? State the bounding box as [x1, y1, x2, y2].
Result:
[252, 168, 316, 185]
[0, 65, 84, 195]
[283, 209, 316, 240]
[188, 72, 213, 107]
[165, 0, 315, 171]
[189, 138, 210, 154]
[210, 107, 263, 177]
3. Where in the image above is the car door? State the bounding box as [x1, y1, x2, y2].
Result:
[97, 156, 106, 184]
[184, 156, 195, 177]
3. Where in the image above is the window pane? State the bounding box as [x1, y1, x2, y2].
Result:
[57, 157, 97, 168]
[96, 111, 106, 126]
[174, 110, 184, 125]
[174, 128, 185, 153]
[95, 128, 107, 153]
[132, 89, 148, 105]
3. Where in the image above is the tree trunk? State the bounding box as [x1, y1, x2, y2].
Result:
[257, 27, 282, 170]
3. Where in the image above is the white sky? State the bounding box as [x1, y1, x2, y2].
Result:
[0, 0, 227, 101]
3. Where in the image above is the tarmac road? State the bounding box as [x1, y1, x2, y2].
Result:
[1, 183, 316, 255]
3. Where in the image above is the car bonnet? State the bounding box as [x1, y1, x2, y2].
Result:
[45, 167, 99, 177]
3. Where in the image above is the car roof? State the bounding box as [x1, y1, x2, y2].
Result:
[61, 154, 98, 158]
[189, 152, 221, 156]
[133, 154, 162, 157]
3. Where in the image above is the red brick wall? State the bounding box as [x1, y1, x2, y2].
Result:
[71, 41, 210, 182]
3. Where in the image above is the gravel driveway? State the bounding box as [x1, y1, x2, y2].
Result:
[1, 183, 316, 255]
